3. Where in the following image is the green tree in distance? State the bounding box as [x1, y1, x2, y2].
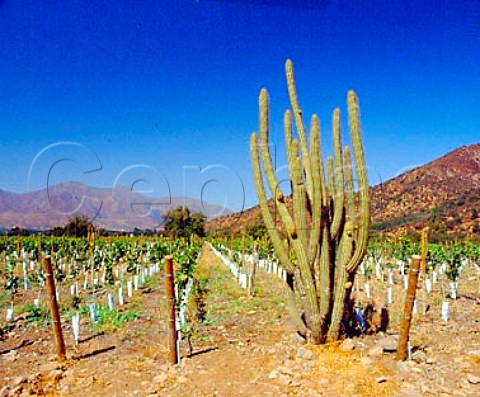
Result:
[62, 214, 93, 237]
[163, 206, 206, 237]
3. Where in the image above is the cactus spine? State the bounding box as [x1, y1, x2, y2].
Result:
[250, 60, 370, 343]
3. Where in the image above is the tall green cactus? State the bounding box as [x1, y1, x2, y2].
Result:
[250, 60, 370, 343]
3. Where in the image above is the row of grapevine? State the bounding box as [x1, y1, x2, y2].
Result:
[209, 235, 480, 327]
[0, 236, 202, 352]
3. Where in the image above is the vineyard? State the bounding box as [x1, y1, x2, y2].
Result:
[1, 59, 479, 397]
[0, 234, 479, 396]
[1, 0, 479, 395]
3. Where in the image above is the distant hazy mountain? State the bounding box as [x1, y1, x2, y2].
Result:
[0, 182, 232, 231]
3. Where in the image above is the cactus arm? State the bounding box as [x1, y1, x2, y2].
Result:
[318, 220, 333, 319]
[287, 144, 321, 328]
[285, 59, 314, 202]
[259, 89, 297, 236]
[343, 146, 356, 224]
[313, 115, 328, 207]
[329, 146, 356, 341]
[250, 132, 293, 272]
[328, 146, 354, 340]
[327, 156, 335, 213]
[346, 91, 370, 273]
[252, 131, 308, 336]
[335, 146, 357, 328]
[284, 110, 295, 171]
[308, 115, 322, 262]
[328, 221, 354, 341]
[282, 282, 309, 335]
[259, 90, 308, 261]
[292, 155, 309, 253]
[330, 108, 345, 240]
[257, 90, 320, 326]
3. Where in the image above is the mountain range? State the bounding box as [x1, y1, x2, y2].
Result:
[1, 144, 478, 236]
[0, 182, 231, 231]
[206, 143, 480, 239]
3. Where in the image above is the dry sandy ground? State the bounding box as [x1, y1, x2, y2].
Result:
[0, 245, 479, 396]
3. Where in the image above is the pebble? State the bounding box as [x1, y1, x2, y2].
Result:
[340, 339, 356, 352]
[9, 385, 23, 396]
[153, 373, 168, 385]
[377, 335, 398, 351]
[277, 374, 292, 386]
[268, 370, 278, 380]
[397, 361, 413, 373]
[177, 376, 188, 384]
[27, 373, 41, 383]
[11, 377, 26, 387]
[412, 351, 427, 363]
[290, 333, 307, 346]
[359, 357, 374, 367]
[4, 352, 17, 362]
[367, 345, 383, 356]
[426, 357, 437, 364]
[296, 347, 314, 360]
[466, 374, 480, 384]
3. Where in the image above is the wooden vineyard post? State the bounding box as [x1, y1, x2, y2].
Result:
[43, 256, 67, 362]
[165, 255, 179, 365]
[397, 255, 421, 361]
[17, 234, 22, 259]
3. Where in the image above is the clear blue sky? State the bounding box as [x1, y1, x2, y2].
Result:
[1, 0, 479, 212]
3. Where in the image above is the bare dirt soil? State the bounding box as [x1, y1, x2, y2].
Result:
[1, 245, 479, 397]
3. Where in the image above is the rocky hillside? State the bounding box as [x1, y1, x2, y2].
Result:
[370, 144, 479, 236]
[207, 144, 480, 238]
[0, 182, 231, 231]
